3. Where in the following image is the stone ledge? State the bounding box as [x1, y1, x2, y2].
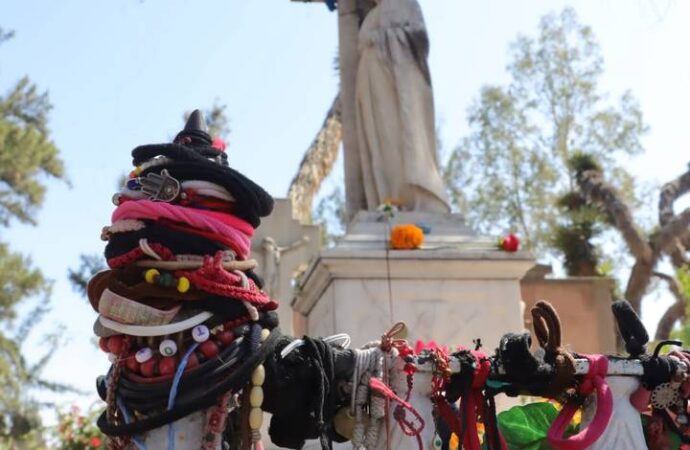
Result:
[292, 251, 535, 315]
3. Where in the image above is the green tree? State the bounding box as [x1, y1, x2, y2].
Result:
[551, 156, 606, 277]
[444, 7, 647, 256]
[0, 26, 69, 448]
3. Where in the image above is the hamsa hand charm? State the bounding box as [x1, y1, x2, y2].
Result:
[140, 169, 181, 202]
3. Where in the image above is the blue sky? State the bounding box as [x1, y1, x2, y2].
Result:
[2, 0, 690, 416]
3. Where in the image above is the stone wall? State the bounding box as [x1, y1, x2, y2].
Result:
[521, 276, 617, 354]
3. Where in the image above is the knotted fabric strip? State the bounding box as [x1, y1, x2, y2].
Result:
[175, 252, 276, 310]
[369, 377, 424, 449]
[433, 350, 506, 450]
[547, 354, 613, 450]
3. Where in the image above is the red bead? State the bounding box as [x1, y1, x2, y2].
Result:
[140, 358, 157, 377]
[159, 357, 177, 376]
[217, 330, 234, 346]
[185, 353, 199, 370]
[125, 357, 140, 373]
[107, 335, 126, 354]
[199, 340, 219, 359]
[99, 337, 109, 353]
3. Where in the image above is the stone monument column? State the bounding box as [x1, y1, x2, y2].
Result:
[290, 0, 534, 353]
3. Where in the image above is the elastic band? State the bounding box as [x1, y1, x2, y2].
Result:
[159, 220, 246, 259]
[180, 180, 235, 202]
[134, 258, 256, 272]
[547, 354, 613, 450]
[165, 343, 200, 450]
[98, 311, 213, 337]
[98, 328, 281, 436]
[99, 288, 182, 325]
[113, 200, 252, 258]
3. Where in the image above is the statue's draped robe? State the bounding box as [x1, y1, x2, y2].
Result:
[354, 0, 450, 213]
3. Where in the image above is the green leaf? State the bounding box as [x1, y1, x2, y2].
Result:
[497, 402, 560, 450]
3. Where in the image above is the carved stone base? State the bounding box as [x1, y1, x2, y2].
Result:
[292, 212, 535, 350]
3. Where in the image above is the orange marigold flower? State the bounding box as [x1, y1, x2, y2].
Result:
[390, 224, 424, 250]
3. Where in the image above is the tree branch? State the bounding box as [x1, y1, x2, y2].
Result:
[654, 207, 690, 256]
[658, 168, 690, 226]
[577, 169, 652, 261]
[287, 93, 342, 224]
[653, 271, 688, 340]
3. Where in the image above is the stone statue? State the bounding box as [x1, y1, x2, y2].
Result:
[353, 0, 450, 213]
[260, 235, 310, 299]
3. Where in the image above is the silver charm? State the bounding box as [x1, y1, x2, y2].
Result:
[140, 169, 181, 202]
[651, 382, 680, 410]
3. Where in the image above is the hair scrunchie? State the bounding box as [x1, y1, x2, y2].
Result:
[547, 354, 613, 450]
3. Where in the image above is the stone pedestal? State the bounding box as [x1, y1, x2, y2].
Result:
[292, 212, 535, 350]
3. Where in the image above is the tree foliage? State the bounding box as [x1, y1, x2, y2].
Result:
[445, 8, 647, 255]
[0, 26, 69, 448]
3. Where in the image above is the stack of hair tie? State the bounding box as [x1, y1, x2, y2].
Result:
[91, 111, 281, 448]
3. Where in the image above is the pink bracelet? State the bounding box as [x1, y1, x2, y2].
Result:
[547, 354, 613, 450]
[112, 200, 251, 258]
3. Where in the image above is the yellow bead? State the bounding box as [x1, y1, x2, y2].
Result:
[133, 166, 142, 175]
[249, 407, 263, 429]
[333, 407, 357, 440]
[177, 276, 190, 293]
[144, 269, 160, 284]
[249, 386, 264, 407]
[260, 328, 270, 342]
[251, 364, 265, 386]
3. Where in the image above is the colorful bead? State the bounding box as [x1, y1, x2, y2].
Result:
[249, 407, 263, 429]
[135, 347, 153, 363]
[125, 357, 140, 373]
[159, 272, 174, 287]
[159, 339, 178, 357]
[251, 364, 265, 386]
[140, 358, 157, 377]
[260, 328, 270, 342]
[217, 330, 234, 346]
[107, 353, 117, 363]
[144, 269, 160, 284]
[192, 325, 210, 343]
[159, 356, 177, 376]
[98, 337, 109, 353]
[199, 340, 219, 359]
[249, 386, 263, 407]
[186, 352, 199, 370]
[432, 433, 443, 450]
[177, 276, 190, 293]
[126, 178, 140, 190]
[107, 335, 126, 354]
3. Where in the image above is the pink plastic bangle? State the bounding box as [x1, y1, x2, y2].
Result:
[547, 354, 613, 450]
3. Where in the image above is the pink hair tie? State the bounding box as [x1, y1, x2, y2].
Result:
[547, 354, 613, 450]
